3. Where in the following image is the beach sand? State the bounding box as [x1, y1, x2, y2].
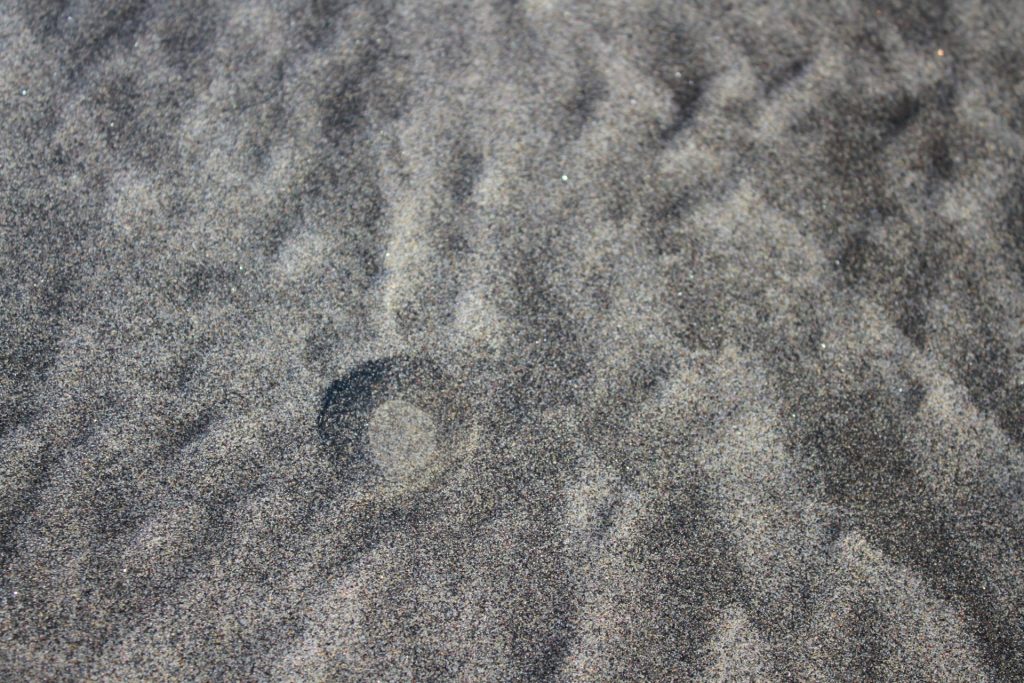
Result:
[2, 1, 1023, 679]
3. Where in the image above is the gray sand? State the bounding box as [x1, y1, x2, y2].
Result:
[2, 1, 1024, 680]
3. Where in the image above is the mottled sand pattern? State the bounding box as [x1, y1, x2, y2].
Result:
[2, 1, 1024, 680]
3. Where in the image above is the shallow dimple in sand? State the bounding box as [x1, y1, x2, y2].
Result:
[367, 399, 439, 481]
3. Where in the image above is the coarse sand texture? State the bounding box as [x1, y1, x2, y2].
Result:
[2, 1, 1024, 680]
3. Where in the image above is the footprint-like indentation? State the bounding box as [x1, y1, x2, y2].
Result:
[316, 356, 465, 482]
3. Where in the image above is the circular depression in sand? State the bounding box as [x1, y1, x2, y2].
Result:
[366, 398, 439, 480]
